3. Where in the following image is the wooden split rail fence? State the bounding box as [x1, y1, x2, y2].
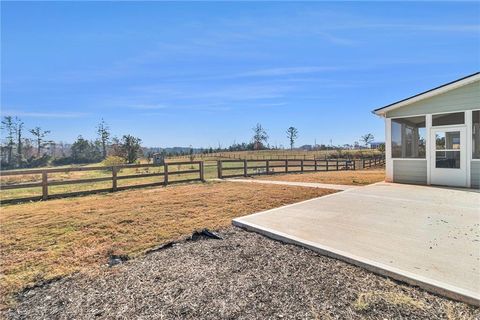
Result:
[1, 156, 384, 204]
[217, 159, 356, 179]
[0, 161, 204, 204]
[362, 157, 386, 169]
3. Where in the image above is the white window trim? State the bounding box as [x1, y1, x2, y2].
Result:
[390, 113, 426, 120]
[385, 118, 393, 182]
[388, 111, 473, 187]
[390, 115, 427, 161]
[431, 124, 466, 128]
[471, 109, 480, 162]
[465, 111, 472, 187]
[426, 114, 432, 184]
[385, 109, 480, 188]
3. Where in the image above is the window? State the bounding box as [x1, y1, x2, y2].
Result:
[432, 112, 464, 126]
[435, 131, 461, 169]
[391, 116, 426, 158]
[473, 110, 480, 159]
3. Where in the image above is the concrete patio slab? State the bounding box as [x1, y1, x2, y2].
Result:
[233, 182, 480, 305]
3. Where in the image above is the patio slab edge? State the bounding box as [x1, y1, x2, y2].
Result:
[232, 217, 480, 307]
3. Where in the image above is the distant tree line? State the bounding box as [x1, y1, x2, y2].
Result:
[149, 125, 381, 157]
[1, 116, 382, 170]
[1, 117, 143, 169]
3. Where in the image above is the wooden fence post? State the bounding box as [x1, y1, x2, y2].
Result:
[243, 159, 248, 177]
[336, 160, 339, 171]
[301, 160, 304, 172]
[285, 160, 289, 173]
[42, 171, 48, 200]
[112, 166, 118, 191]
[326, 160, 329, 171]
[266, 160, 270, 174]
[314, 160, 318, 171]
[217, 160, 222, 179]
[199, 161, 205, 182]
[353, 160, 356, 170]
[164, 163, 169, 185]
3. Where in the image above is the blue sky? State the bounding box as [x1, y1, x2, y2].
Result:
[2, 1, 479, 148]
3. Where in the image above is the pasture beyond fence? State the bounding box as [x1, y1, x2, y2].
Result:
[0, 161, 204, 204]
[171, 150, 384, 161]
[218, 156, 385, 178]
[0, 156, 384, 204]
[218, 158, 360, 179]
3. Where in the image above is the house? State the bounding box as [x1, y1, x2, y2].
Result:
[369, 141, 385, 149]
[373, 72, 480, 188]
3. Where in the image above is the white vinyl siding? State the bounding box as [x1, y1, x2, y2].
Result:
[471, 161, 480, 189]
[393, 160, 427, 184]
[386, 82, 480, 118]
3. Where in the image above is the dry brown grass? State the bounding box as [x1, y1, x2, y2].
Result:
[255, 168, 385, 185]
[0, 181, 335, 308]
[354, 291, 425, 312]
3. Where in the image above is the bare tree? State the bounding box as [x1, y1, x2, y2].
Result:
[57, 141, 70, 157]
[48, 141, 57, 158]
[14, 117, 24, 160]
[189, 145, 195, 161]
[97, 119, 110, 159]
[189, 145, 195, 168]
[252, 123, 268, 150]
[1, 116, 15, 164]
[361, 133, 375, 148]
[286, 126, 298, 150]
[29, 127, 51, 156]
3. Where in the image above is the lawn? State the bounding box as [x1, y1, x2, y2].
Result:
[255, 168, 385, 185]
[0, 181, 335, 308]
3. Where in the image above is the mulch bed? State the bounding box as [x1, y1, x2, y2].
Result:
[4, 227, 479, 319]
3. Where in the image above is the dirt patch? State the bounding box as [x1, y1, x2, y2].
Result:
[256, 168, 385, 185]
[4, 227, 478, 319]
[0, 181, 335, 308]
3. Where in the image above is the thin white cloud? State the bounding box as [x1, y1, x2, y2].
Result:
[234, 66, 341, 78]
[140, 104, 233, 114]
[128, 83, 293, 101]
[127, 104, 167, 110]
[1, 110, 89, 118]
[345, 23, 480, 33]
[244, 102, 288, 108]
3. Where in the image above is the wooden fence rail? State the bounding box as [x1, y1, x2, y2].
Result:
[217, 159, 357, 179]
[1, 156, 384, 204]
[0, 161, 205, 204]
[362, 156, 386, 169]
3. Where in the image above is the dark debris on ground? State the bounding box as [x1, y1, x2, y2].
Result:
[5, 227, 479, 320]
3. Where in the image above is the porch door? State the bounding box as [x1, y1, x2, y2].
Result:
[430, 126, 467, 187]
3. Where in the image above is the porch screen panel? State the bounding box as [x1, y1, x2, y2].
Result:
[391, 116, 426, 158]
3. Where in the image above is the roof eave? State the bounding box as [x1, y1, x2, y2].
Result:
[372, 72, 480, 116]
